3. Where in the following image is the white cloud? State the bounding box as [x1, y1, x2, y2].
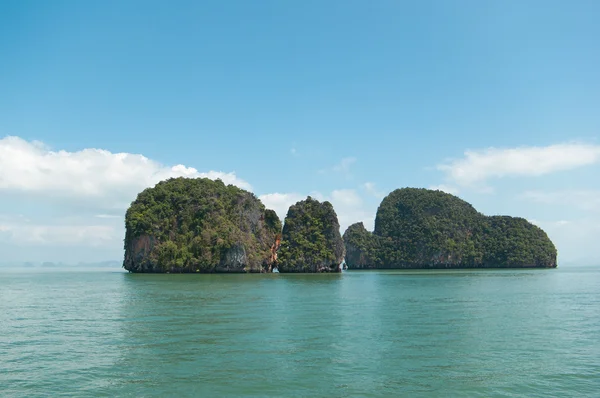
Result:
[0, 136, 251, 208]
[258, 192, 304, 222]
[320, 157, 357, 178]
[528, 218, 600, 266]
[528, 219, 570, 228]
[95, 214, 122, 219]
[290, 141, 298, 157]
[331, 189, 362, 208]
[0, 222, 118, 246]
[438, 143, 600, 187]
[0, 212, 121, 247]
[260, 188, 375, 233]
[522, 190, 600, 212]
[362, 182, 386, 198]
[333, 157, 357, 174]
[329, 189, 374, 232]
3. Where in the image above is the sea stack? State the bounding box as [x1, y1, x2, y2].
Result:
[277, 196, 345, 273]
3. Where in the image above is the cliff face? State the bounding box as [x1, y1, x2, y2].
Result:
[342, 222, 380, 269]
[277, 197, 345, 273]
[123, 177, 281, 273]
[344, 188, 557, 269]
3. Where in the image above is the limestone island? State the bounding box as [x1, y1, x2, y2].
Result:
[344, 188, 557, 269]
[277, 196, 345, 273]
[123, 178, 557, 273]
[123, 177, 282, 273]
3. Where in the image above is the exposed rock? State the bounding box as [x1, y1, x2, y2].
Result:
[214, 243, 247, 273]
[267, 235, 281, 272]
[344, 188, 557, 269]
[277, 196, 345, 273]
[123, 177, 281, 273]
[124, 235, 157, 272]
[342, 222, 380, 269]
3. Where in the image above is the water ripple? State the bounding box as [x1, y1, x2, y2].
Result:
[1, 268, 599, 397]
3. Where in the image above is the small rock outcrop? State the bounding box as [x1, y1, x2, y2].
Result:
[342, 222, 380, 269]
[344, 188, 557, 269]
[123, 177, 282, 273]
[277, 197, 345, 273]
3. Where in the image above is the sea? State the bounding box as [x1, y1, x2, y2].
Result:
[1, 267, 599, 397]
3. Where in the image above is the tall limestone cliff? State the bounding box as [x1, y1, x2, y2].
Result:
[344, 188, 557, 269]
[123, 177, 281, 273]
[277, 197, 345, 273]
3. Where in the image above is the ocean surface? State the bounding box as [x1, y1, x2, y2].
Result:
[1, 267, 599, 397]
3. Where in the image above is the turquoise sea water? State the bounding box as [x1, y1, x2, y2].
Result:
[1, 267, 599, 397]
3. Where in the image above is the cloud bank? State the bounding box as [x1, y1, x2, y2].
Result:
[0, 136, 251, 207]
[260, 189, 376, 233]
[258, 192, 305, 222]
[438, 143, 600, 187]
[523, 190, 600, 212]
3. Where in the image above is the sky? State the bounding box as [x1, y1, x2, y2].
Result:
[1, 0, 599, 265]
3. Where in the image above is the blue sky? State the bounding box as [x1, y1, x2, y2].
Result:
[1, 0, 599, 265]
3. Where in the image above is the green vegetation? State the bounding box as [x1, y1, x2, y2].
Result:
[481, 216, 558, 267]
[342, 222, 382, 269]
[277, 196, 345, 272]
[123, 179, 557, 273]
[123, 177, 281, 273]
[344, 188, 557, 269]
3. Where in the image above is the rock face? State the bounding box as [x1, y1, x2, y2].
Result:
[342, 222, 381, 269]
[123, 177, 282, 273]
[344, 188, 557, 269]
[277, 197, 345, 273]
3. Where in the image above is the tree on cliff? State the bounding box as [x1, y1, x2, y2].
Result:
[123, 177, 281, 273]
[277, 196, 345, 273]
[344, 188, 557, 269]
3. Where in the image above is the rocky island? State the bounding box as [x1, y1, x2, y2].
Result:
[277, 197, 345, 272]
[123, 177, 282, 273]
[344, 188, 557, 269]
[123, 178, 345, 273]
[123, 179, 557, 272]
